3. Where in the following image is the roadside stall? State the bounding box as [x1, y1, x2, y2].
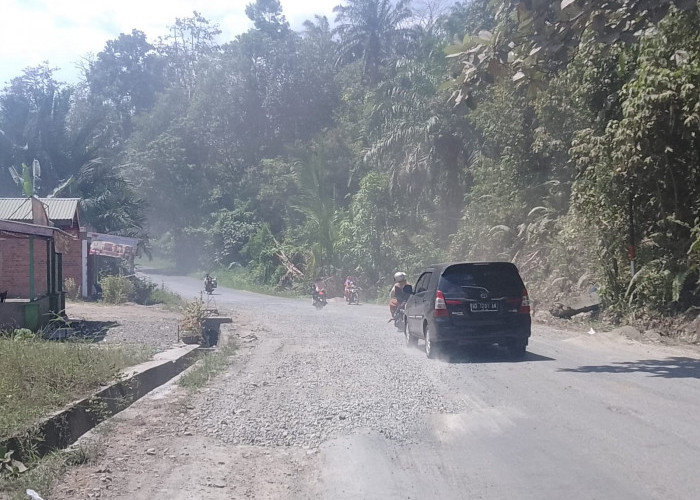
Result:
[86, 232, 140, 296]
[0, 219, 74, 330]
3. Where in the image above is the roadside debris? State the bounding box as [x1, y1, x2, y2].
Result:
[26, 489, 45, 500]
[550, 292, 601, 319]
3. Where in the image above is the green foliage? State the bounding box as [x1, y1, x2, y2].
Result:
[0, 64, 80, 196]
[125, 276, 156, 305]
[291, 148, 340, 276]
[0, 447, 27, 477]
[205, 207, 261, 267]
[241, 225, 283, 283]
[99, 276, 134, 304]
[0, 329, 36, 341]
[148, 287, 185, 309]
[97, 274, 178, 306]
[0, 443, 100, 500]
[571, 10, 700, 313]
[448, 0, 698, 104]
[178, 343, 236, 390]
[333, 0, 414, 85]
[180, 297, 207, 341]
[337, 171, 397, 282]
[3, 3, 699, 322]
[0, 339, 149, 439]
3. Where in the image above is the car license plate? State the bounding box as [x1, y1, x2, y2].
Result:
[470, 302, 498, 312]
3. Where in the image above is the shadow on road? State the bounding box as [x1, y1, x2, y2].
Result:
[558, 357, 700, 379]
[434, 345, 555, 364]
[70, 320, 119, 342]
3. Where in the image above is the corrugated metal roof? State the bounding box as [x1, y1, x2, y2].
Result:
[0, 198, 80, 224]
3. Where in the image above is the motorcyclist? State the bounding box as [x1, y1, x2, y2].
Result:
[204, 273, 213, 291]
[311, 278, 325, 304]
[344, 276, 354, 302]
[389, 271, 410, 317]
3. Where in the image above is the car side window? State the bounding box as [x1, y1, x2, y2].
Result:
[415, 272, 432, 294]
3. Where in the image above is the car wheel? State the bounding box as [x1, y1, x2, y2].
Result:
[424, 324, 438, 359]
[404, 321, 417, 348]
[507, 340, 527, 360]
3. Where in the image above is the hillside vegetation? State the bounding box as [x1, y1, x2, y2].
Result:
[1, 0, 698, 324]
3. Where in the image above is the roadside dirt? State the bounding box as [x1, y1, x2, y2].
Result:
[47, 305, 319, 500]
[65, 301, 184, 351]
[50, 380, 315, 500]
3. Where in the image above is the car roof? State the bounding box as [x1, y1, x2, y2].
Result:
[422, 261, 518, 273]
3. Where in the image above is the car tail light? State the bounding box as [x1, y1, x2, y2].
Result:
[434, 290, 449, 317]
[519, 289, 530, 314]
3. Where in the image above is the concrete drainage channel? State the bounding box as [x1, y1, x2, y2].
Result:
[1, 344, 203, 464]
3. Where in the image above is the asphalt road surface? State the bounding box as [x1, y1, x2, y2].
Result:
[82, 272, 700, 499]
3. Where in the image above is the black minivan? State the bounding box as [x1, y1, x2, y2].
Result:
[403, 262, 531, 359]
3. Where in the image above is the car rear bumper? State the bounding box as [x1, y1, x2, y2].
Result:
[430, 316, 531, 345]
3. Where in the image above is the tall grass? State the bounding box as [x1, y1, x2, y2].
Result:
[149, 287, 185, 309]
[0, 339, 151, 439]
[178, 344, 236, 390]
[0, 442, 100, 500]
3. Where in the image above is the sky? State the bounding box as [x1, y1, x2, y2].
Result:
[0, 0, 338, 86]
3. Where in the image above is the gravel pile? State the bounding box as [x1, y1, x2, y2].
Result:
[183, 303, 467, 449]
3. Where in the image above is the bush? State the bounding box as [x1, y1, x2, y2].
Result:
[99, 276, 134, 304]
[128, 276, 157, 305]
[180, 297, 208, 342]
[148, 287, 184, 309]
[0, 329, 35, 341]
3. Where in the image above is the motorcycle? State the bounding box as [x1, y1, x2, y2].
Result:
[313, 289, 327, 309]
[389, 284, 412, 330]
[347, 286, 360, 305]
[204, 276, 217, 294]
[393, 301, 406, 330]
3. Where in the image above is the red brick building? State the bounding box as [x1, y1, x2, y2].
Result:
[0, 219, 71, 330]
[0, 198, 86, 299]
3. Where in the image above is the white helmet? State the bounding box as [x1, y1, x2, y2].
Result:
[394, 271, 407, 282]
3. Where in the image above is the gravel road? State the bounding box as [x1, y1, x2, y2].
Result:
[45, 272, 700, 500]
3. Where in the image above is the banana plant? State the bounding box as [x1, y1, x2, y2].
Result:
[8, 159, 40, 197]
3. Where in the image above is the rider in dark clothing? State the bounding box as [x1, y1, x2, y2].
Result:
[389, 271, 410, 317]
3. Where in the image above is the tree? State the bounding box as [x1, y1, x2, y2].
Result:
[157, 12, 221, 98]
[245, 0, 290, 38]
[333, 0, 414, 85]
[448, 0, 699, 104]
[86, 30, 164, 142]
[0, 64, 77, 194]
[292, 148, 339, 276]
[571, 9, 700, 312]
[438, 0, 496, 43]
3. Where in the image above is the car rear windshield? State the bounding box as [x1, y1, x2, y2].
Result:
[438, 263, 524, 298]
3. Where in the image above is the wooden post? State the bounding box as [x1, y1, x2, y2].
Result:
[629, 191, 635, 277]
[29, 237, 35, 299]
[46, 239, 52, 295]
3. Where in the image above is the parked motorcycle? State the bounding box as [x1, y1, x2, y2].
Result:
[313, 289, 327, 309]
[204, 275, 217, 294]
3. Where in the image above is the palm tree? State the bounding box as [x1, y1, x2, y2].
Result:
[293, 149, 338, 276]
[363, 45, 476, 239]
[333, 0, 413, 85]
[55, 159, 150, 252]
